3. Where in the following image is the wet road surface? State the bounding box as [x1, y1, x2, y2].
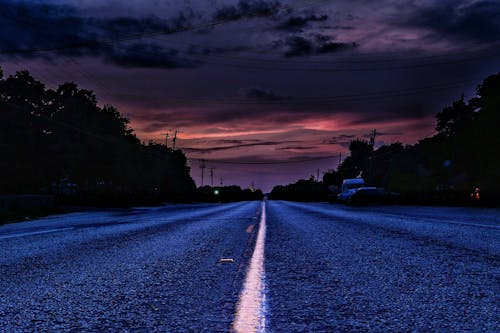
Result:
[0, 201, 498, 332]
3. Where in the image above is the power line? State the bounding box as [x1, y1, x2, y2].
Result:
[103, 77, 481, 105]
[199, 159, 206, 186]
[209, 167, 216, 187]
[104, 40, 500, 73]
[0, 0, 328, 56]
[2, 1, 494, 108]
[150, 34, 500, 66]
[188, 155, 337, 165]
[2, 99, 180, 164]
[198, 46, 500, 64]
[0, 11, 120, 106]
[181, 53, 498, 72]
[4, 0, 498, 74]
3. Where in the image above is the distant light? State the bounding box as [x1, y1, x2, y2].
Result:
[214, 189, 219, 195]
[471, 187, 480, 200]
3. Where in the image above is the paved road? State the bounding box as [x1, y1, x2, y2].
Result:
[265, 201, 499, 332]
[0, 201, 498, 332]
[0, 202, 261, 332]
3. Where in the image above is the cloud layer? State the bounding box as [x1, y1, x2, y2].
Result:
[2, 0, 499, 191]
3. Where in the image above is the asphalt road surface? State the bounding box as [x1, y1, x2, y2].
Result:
[0, 201, 498, 332]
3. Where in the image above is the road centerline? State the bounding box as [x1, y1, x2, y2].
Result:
[232, 201, 268, 333]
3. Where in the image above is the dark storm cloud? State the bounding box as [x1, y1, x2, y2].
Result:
[215, 139, 260, 145]
[213, 0, 281, 21]
[135, 106, 316, 133]
[402, 0, 500, 42]
[183, 140, 298, 154]
[0, 1, 196, 68]
[90, 11, 194, 36]
[361, 131, 403, 138]
[283, 35, 356, 57]
[326, 130, 414, 150]
[324, 134, 357, 147]
[135, 107, 285, 133]
[283, 36, 313, 57]
[197, 153, 330, 163]
[242, 88, 290, 101]
[317, 41, 356, 54]
[0, 2, 92, 54]
[140, 121, 176, 134]
[277, 13, 328, 31]
[276, 145, 315, 151]
[186, 44, 250, 55]
[132, 91, 443, 135]
[102, 43, 193, 69]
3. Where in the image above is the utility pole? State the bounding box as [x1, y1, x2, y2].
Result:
[172, 130, 178, 150]
[369, 129, 377, 181]
[369, 129, 377, 148]
[172, 129, 184, 150]
[317, 169, 320, 182]
[200, 159, 206, 187]
[220, 178, 223, 186]
[209, 167, 215, 187]
[338, 152, 342, 168]
[165, 132, 169, 149]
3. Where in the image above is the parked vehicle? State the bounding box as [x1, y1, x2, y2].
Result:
[337, 178, 367, 203]
[337, 178, 398, 205]
[346, 187, 399, 205]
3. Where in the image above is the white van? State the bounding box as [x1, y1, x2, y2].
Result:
[337, 178, 366, 202]
[338, 178, 397, 205]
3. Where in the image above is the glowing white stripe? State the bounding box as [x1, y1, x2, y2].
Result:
[233, 201, 268, 333]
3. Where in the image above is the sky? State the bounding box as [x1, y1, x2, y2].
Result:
[1, 0, 500, 192]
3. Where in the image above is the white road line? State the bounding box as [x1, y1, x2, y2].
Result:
[0, 227, 74, 240]
[232, 201, 268, 333]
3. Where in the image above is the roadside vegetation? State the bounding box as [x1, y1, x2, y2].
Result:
[0, 68, 195, 210]
[271, 71, 500, 205]
[0, 67, 264, 221]
[196, 186, 264, 203]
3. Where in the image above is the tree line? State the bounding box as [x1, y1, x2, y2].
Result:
[0, 68, 196, 205]
[196, 185, 263, 202]
[271, 71, 500, 205]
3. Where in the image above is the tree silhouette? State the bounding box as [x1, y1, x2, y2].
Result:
[300, 71, 500, 204]
[0, 68, 195, 204]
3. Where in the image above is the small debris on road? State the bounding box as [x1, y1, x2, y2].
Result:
[218, 258, 235, 264]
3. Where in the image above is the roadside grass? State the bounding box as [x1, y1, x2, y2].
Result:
[0, 208, 64, 226]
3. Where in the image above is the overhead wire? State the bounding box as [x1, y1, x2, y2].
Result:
[4, 0, 498, 73]
[3, 0, 498, 80]
[0, 0, 329, 56]
[148, 34, 500, 66]
[102, 77, 480, 105]
[3, 10, 482, 110]
[1, 0, 482, 172]
[105, 38, 499, 72]
[187, 155, 337, 165]
[0, 11, 122, 105]
[0, 0, 492, 109]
